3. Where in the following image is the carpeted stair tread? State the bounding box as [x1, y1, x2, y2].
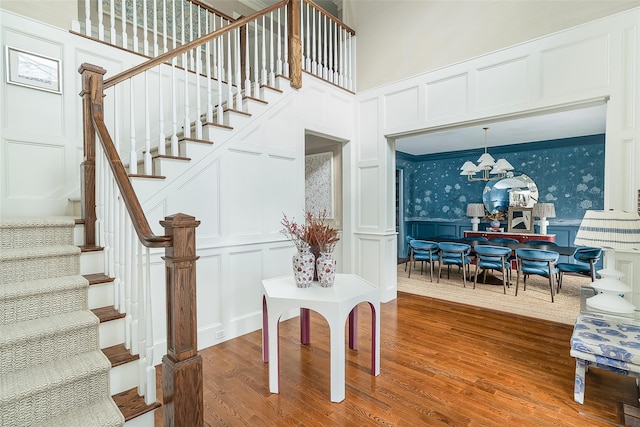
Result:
[39, 396, 125, 427]
[0, 275, 88, 300]
[0, 275, 88, 325]
[0, 217, 75, 249]
[0, 245, 80, 284]
[0, 245, 80, 260]
[0, 311, 99, 376]
[0, 349, 110, 406]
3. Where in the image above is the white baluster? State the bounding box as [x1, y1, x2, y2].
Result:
[144, 247, 156, 405]
[136, 241, 146, 396]
[97, 0, 105, 40]
[144, 71, 152, 175]
[126, 217, 136, 353]
[84, 0, 91, 37]
[261, 16, 267, 85]
[110, 0, 116, 44]
[161, 0, 167, 53]
[227, 31, 233, 109]
[253, 19, 259, 98]
[311, 5, 317, 75]
[322, 15, 328, 79]
[347, 32, 353, 91]
[121, 0, 128, 50]
[234, 29, 242, 109]
[216, 37, 224, 124]
[158, 65, 165, 156]
[129, 79, 138, 174]
[132, 0, 139, 53]
[206, 36, 213, 124]
[195, 19, 203, 138]
[329, 20, 334, 83]
[276, 7, 283, 76]
[212, 14, 218, 80]
[244, 22, 251, 98]
[269, 11, 275, 87]
[283, 4, 289, 78]
[171, 58, 178, 156]
[183, 51, 191, 138]
[305, 2, 311, 70]
[339, 27, 344, 87]
[142, 0, 149, 55]
[172, 0, 177, 50]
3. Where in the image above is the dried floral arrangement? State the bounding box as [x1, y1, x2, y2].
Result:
[281, 210, 340, 253]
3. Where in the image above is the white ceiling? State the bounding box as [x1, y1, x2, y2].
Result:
[394, 103, 607, 156]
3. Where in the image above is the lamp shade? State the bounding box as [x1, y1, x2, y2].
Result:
[466, 203, 485, 217]
[533, 203, 556, 219]
[574, 210, 640, 250]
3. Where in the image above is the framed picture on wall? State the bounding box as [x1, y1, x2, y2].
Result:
[5, 47, 61, 94]
[507, 207, 534, 234]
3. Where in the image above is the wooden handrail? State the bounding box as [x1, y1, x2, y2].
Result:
[104, 0, 289, 90]
[80, 63, 172, 248]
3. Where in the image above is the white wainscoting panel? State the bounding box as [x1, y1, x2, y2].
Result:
[357, 99, 379, 162]
[357, 164, 380, 229]
[425, 73, 468, 122]
[383, 86, 419, 130]
[227, 150, 264, 237]
[6, 140, 65, 197]
[195, 253, 224, 345]
[540, 35, 610, 100]
[476, 56, 530, 112]
[227, 249, 264, 332]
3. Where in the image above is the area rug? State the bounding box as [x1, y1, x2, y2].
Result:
[397, 262, 585, 325]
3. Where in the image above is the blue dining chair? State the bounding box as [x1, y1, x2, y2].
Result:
[408, 240, 440, 282]
[473, 245, 513, 294]
[404, 235, 414, 271]
[515, 248, 560, 302]
[437, 242, 472, 287]
[489, 237, 519, 244]
[556, 247, 602, 291]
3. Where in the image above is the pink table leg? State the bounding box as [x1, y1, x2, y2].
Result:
[369, 302, 378, 375]
[348, 306, 358, 350]
[262, 295, 269, 362]
[300, 308, 311, 344]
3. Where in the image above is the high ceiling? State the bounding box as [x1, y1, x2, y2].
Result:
[394, 103, 607, 156]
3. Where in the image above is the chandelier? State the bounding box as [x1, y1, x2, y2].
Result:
[460, 127, 514, 182]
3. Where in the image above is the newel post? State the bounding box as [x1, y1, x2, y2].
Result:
[160, 213, 203, 427]
[288, 0, 302, 88]
[78, 63, 106, 247]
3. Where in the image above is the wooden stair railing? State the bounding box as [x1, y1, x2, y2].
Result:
[80, 62, 203, 427]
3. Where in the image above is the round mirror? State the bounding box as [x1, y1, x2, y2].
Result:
[482, 173, 538, 216]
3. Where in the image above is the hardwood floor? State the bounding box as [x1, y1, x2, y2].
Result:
[155, 292, 637, 426]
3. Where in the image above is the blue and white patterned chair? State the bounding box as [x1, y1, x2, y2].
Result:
[570, 314, 640, 404]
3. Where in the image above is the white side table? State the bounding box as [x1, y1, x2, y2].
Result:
[261, 273, 381, 402]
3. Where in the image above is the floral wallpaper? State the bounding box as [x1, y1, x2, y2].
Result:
[305, 152, 333, 218]
[397, 134, 605, 221]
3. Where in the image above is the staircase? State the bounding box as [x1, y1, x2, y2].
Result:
[0, 217, 157, 426]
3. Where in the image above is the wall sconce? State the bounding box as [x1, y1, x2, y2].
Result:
[574, 209, 640, 314]
[533, 203, 556, 235]
[466, 203, 485, 232]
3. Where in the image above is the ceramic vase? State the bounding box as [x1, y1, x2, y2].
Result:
[490, 219, 501, 229]
[316, 252, 337, 287]
[292, 246, 315, 288]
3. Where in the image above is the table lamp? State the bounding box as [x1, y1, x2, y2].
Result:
[466, 203, 485, 232]
[574, 209, 640, 314]
[533, 203, 555, 235]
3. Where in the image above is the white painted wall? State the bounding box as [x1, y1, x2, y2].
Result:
[355, 7, 640, 305]
[344, 0, 640, 91]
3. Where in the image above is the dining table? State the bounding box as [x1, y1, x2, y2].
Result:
[416, 236, 576, 257]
